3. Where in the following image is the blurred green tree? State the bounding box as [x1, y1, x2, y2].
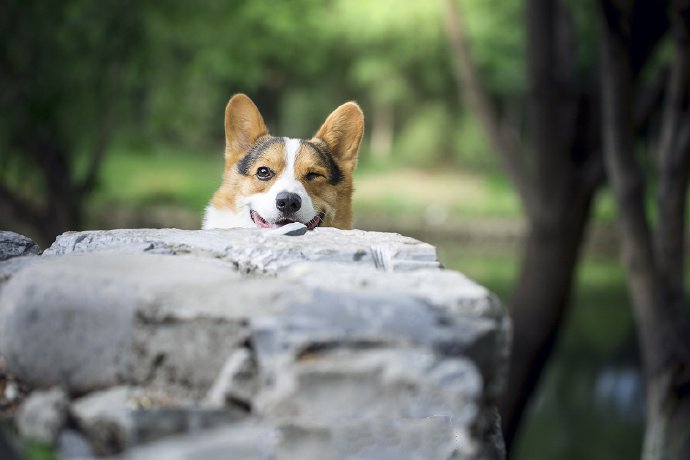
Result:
[139, 0, 337, 147]
[0, 0, 341, 241]
[0, 0, 148, 242]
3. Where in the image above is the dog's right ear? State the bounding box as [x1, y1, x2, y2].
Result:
[224, 94, 268, 165]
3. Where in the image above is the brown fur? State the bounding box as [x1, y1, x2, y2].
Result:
[209, 94, 364, 229]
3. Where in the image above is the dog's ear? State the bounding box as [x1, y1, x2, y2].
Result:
[312, 102, 364, 174]
[224, 94, 268, 165]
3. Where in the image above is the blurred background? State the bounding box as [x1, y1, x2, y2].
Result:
[3, 0, 689, 459]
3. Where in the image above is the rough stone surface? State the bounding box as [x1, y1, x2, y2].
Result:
[118, 418, 470, 460]
[57, 429, 95, 459]
[0, 253, 244, 394]
[69, 386, 244, 455]
[16, 388, 69, 443]
[0, 228, 510, 459]
[44, 227, 442, 273]
[0, 231, 40, 261]
[71, 386, 132, 455]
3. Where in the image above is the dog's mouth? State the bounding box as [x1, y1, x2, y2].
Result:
[250, 210, 323, 230]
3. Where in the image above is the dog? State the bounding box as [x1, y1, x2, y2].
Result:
[202, 94, 364, 231]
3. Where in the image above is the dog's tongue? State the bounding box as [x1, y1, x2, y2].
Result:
[250, 210, 271, 228]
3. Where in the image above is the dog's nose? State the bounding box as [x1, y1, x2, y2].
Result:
[276, 192, 301, 213]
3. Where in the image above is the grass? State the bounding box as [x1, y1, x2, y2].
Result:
[93, 147, 525, 221]
[93, 147, 223, 211]
[93, 147, 621, 225]
[354, 167, 522, 219]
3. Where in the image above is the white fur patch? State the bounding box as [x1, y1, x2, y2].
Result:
[202, 138, 319, 229]
[284, 137, 300, 180]
[201, 205, 253, 229]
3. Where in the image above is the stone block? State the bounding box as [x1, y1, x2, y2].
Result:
[0, 228, 509, 459]
[0, 231, 40, 261]
[15, 387, 68, 444]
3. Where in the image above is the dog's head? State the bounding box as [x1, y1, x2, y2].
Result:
[207, 94, 364, 230]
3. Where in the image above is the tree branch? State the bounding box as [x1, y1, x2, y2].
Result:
[526, 0, 567, 206]
[655, 0, 690, 299]
[635, 65, 668, 132]
[80, 62, 123, 195]
[80, 113, 112, 194]
[600, 0, 658, 307]
[600, 5, 690, 432]
[442, 0, 537, 215]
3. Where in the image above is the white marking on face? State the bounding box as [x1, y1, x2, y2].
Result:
[284, 137, 300, 181]
[246, 138, 318, 225]
[202, 204, 253, 229]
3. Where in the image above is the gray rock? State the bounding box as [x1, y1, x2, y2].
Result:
[16, 387, 69, 444]
[71, 386, 132, 455]
[70, 386, 245, 455]
[256, 348, 482, 424]
[0, 253, 244, 393]
[204, 349, 258, 409]
[45, 228, 441, 273]
[0, 231, 40, 261]
[119, 418, 471, 460]
[118, 422, 277, 460]
[130, 407, 243, 445]
[57, 429, 96, 460]
[0, 228, 509, 459]
[325, 418, 470, 460]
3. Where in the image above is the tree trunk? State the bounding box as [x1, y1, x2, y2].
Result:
[0, 134, 84, 244]
[443, 0, 601, 451]
[502, 188, 594, 447]
[600, 1, 690, 458]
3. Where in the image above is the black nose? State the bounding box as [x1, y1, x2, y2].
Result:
[276, 192, 301, 213]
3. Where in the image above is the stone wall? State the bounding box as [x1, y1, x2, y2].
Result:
[0, 228, 510, 459]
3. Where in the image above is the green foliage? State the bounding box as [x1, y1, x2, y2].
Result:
[453, 112, 496, 171]
[395, 104, 455, 166]
[93, 147, 220, 212]
[0, 0, 148, 206]
[140, 0, 337, 146]
[566, 0, 600, 77]
[459, 0, 525, 96]
[0, 2, 144, 147]
[0, 0, 536, 199]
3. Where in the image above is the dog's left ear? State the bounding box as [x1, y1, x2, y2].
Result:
[224, 93, 268, 166]
[312, 102, 364, 173]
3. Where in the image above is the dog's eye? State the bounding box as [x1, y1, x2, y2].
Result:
[305, 172, 323, 181]
[256, 167, 274, 181]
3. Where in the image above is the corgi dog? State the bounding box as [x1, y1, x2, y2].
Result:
[202, 94, 364, 231]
